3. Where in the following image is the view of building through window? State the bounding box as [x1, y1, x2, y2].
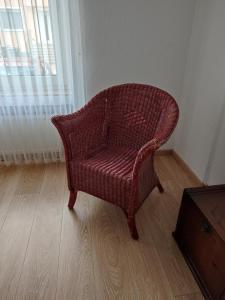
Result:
[0, 0, 56, 76]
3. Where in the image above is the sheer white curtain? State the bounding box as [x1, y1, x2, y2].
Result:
[0, 0, 85, 165]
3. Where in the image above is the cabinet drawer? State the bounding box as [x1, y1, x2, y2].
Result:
[175, 197, 225, 300]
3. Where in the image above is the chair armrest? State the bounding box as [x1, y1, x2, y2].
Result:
[130, 102, 179, 212]
[125, 138, 159, 214]
[132, 138, 160, 179]
[154, 101, 179, 146]
[51, 98, 109, 161]
[133, 98, 179, 173]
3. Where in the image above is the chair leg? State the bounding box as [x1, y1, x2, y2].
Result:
[68, 190, 77, 209]
[127, 215, 139, 240]
[157, 181, 164, 193]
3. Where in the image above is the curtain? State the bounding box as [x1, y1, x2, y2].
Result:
[0, 0, 85, 165]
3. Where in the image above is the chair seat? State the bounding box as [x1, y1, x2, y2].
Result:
[70, 146, 137, 208]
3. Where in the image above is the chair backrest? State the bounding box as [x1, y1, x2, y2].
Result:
[93, 84, 179, 150]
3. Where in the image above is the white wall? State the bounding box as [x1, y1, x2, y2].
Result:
[78, 0, 196, 148]
[175, 0, 225, 184]
[79, 0, 196, 100]
[207, 108, 225, 184]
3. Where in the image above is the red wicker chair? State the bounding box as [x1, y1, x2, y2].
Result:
[52, 84, 179, 239]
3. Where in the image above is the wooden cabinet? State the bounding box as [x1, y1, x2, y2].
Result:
[173, 185, 225, 300]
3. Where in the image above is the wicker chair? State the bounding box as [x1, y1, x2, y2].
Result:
[52, 84, 179, 239]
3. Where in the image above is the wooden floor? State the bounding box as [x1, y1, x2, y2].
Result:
[0, 154, 204, 300]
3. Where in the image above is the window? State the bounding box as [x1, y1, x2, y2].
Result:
[0, 2, 56, 77]
[0, 9, 23, 31]
[0, 0, 84, 107]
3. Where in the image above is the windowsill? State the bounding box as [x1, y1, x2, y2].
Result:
[0, 91, 75, 116]
[0, 74, 57, 78]
[0, 91, 69, 98]
[1, 28, 23, 32]
[0, 84, 69, 100]
[0, 101, 75, 116]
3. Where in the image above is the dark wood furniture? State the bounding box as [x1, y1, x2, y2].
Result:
[173, 185, 225, 300]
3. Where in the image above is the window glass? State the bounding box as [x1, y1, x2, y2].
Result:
[0, 1, 56, 76]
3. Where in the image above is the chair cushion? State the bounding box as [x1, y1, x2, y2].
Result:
[70, 147, 137, 208]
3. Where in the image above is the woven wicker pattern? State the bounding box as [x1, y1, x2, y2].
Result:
[52, 83, 179, 239]
[70, 147, 137, 209]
